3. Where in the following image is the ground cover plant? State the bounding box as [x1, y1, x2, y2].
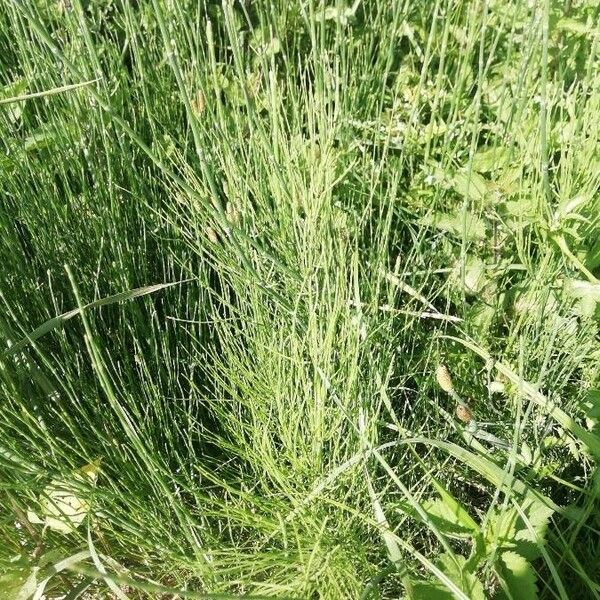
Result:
[1, 0, 600, 598]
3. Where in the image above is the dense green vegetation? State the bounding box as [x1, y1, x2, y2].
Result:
[1, 0, 600, 598]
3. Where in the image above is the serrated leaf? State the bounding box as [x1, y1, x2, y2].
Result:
[565, 280, 600, 318]
[513, 499, 554, 559]
[513, 286, 559, 316]
[498, 551, 538, 600]
[398, 477, 481, 547]
[41, 482, 91, 534]
[583, 389, 600, 426]
[320, 1, 360, 25]
[486, 498, 554, 561]
[496, 166, 522, 196]
[0, 76, 27, 124]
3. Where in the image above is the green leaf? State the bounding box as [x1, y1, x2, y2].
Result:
[0, 76, 27, 124]
[444, 335, 600, 461]
[485, 497, 554, 560]
[28, 461, 100, 534]
[406, 555, 485, 600]
[565, 279, 600, 301]
[16, 568, 38, 600]
[502, 199, 538, 222]
[585, 237, 600, 270]
[319, 1, 361, 25]
[0, 79, 98, 106]
[565, 279, 600, 318]
[472, 146, 512, 173]
[24, 129, 56, 152]
[0, 565, 38, 600]
[452, 170, 490, 204]
[554, 195, 591, 222]
[400, 497, 479, 539]
[412, 438, 559, 515]
[405, 579, 456, 600]
[495, 166, 522, 196]
[452, 256, 489, 296]
[497, 551, 538, 600]
[419, 210, 486, 241]
[437, 554, 485, 600]
[429, 479, 480, 534]
[583, 389, 600, 433]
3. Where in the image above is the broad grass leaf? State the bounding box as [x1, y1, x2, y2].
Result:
[16, 569, 38, 600]
[0, 79, 97, 106]
[4, 281, 185, 357]
[444, 335, 600, 460]
[554, 195, 591, 221]
[497, 551, 538, 600]
[411, 438, 560, 515]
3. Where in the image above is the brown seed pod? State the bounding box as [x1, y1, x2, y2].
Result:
[436, 364, 454, 393]
[456, 404, 473, 423]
